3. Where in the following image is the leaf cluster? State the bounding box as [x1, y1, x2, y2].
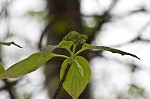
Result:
[0, 31, 140, 99]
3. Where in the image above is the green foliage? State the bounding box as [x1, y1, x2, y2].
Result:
[0, 52, 55, 79]
[57, 40, 73, 51]
[60, 56, 91, 99]
[0, 41, 22, 48]
[0, 63, 5, 75]
[63, 31, 88, 44]
[0, 31, 140, 99]
[77, 43, 140, 60]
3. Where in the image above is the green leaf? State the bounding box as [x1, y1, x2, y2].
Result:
[57, 40, 73, 51]
[60, 56, 91, 99]
[79, 43, 140, 60]
[43, 45, 57, 54]
[74, 60, 84, 77]
[0, 41, 22, 48]
[0, 63, 5, 75]
[43, 40, 73, 54]
[0, 52, 55, 79]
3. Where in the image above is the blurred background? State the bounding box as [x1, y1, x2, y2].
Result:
[0, 0, 150, 99]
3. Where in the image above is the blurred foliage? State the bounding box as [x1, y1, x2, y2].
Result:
[117, 84, 147, 99]
[23, 93, 32, 99]
[0, 0, 149, 99]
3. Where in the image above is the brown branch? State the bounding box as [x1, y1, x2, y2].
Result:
[0, 0, 12, 17]
[109, 21, 150, 47]
[38, 17, 57, 50]
[84, 0, 120, 43]
[114, 7, 148, 19]
[53, 63, 71, 99]
[0, 4, 5, 16]
[0, 79, 19, 99]
[108, 0, 119, 11]
[0, 1, 7, 17]
[38, 27, 48, 50]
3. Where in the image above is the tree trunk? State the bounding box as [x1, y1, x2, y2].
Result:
[44, 0, 92, 98]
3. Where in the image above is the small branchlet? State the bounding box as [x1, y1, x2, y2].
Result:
[63, 31, 88, 44]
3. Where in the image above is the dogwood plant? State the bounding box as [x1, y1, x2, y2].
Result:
[0, 31, 140, 99]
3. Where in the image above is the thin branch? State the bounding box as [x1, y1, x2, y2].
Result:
[84, 0, 120, 43]
[110, 21, 150, 47]
[38, 17, 57, 50]
[0, 0, 12, 17]
[0, 79, 19, 99]
[108, 0, 119, 11]
[38, 24, 49, 50]
[0, 4, 5, 17]
[0, 1, 6, 17]
[114, 7, 148, 19]
[53, 63, 71, 99]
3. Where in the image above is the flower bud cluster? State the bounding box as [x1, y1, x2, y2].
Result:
[63, 31, 88, 44]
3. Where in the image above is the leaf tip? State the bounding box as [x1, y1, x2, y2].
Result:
[127, 53, 140, 60]
[136, 56, 140, 60]
[11, 42, 23, 48]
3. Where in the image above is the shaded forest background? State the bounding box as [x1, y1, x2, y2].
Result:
[0, 0, 150, 99]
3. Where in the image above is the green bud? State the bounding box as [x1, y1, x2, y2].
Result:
[63, 31, 88, 44]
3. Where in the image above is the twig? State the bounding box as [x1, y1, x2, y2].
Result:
[114, 7, 148, 19]
[38, 17, 57, 50]
[0, 1, 6, 17]
[38, 25, 49, 50]
[53, 63, 71, 99]
[108, 0, 119, 11]
[0, 79, 19, 99]
[109, 21, 150, 47]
